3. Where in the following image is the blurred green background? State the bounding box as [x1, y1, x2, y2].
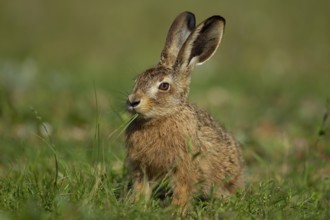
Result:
[0, 0, 329, 186]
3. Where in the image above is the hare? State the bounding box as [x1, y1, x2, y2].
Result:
[125, 11, 244, 211]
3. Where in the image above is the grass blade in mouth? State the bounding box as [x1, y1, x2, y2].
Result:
[108, 113, 138, 140]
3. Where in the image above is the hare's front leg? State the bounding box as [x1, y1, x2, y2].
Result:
[131, 168, 151, 203]
[171, 168, 193, 213]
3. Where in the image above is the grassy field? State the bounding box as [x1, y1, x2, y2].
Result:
[0, 1, 330, 219]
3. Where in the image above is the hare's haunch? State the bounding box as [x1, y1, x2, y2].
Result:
[125, 11, 244, 212]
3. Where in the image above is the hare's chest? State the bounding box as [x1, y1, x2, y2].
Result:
[126, 124, 187, 176]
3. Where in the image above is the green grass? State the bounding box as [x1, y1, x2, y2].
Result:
[0, 125, 329, 219]
[0, 63, 329, 220]
[1, 1, 330, 219]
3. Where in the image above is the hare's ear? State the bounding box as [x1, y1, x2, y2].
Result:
[175, 16, 225, 71]
[159, 11, 196, 67]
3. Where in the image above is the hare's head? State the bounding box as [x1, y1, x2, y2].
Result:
[127, 12, 225, 119]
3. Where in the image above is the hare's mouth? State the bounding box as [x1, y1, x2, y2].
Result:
[127, 106, 138, 114]
[126, 97, 156, 119]
[126, 103, 153, 119]
[127, 107, 150, 120]
[127, 102, 142, 115]
[127, 96, 142, 113]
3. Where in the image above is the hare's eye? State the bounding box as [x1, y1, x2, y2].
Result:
[158, 82, 170, 91]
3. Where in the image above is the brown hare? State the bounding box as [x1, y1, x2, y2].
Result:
[125, 11, 244, 212]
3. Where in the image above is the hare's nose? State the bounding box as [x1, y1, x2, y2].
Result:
[128, 95, 141, 108]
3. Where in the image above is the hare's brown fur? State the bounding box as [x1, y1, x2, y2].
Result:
[125, 12, 244, 211]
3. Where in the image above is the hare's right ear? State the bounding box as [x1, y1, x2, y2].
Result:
[174, 16, 225, 72]
[159, 12, 196, 67]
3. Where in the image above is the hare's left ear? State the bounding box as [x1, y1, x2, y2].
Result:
[159, 11, 196, 67]
[174, 16, 225, 71]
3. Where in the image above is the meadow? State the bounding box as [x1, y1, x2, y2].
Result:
[0, 1, 329, 219]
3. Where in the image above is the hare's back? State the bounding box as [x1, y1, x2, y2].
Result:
[190, 105, 244, 189]
[190, 104, 240, 152]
